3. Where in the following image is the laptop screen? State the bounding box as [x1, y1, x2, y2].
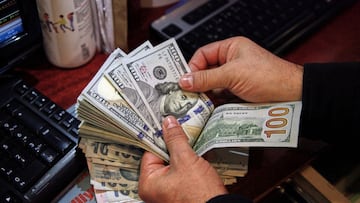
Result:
[0, 0, 42, 74]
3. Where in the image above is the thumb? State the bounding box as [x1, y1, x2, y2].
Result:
[179, 69, 229, 92]
[162, 116, 196, 162]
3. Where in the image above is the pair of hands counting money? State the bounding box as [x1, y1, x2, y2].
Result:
[77, 37, 303, 202]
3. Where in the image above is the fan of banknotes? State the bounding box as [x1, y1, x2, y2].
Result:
[76, 39, 302, 202]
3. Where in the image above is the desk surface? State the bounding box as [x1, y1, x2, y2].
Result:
[14, 1, 360, 201]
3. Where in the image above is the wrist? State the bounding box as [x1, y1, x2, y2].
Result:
[292, 64, 304, 101]
[281, 62, 303, 101]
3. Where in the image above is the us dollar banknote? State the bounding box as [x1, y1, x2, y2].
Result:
[193, 102, 302, 156]
[83, 139, 143, 166]
[94, 189, 143, 203]
[123, 39, 214, 146]
[90, 163, 139, 188]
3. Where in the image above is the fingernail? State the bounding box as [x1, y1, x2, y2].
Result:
[164, 116, 179, 129]
[179, 73, 193, 89]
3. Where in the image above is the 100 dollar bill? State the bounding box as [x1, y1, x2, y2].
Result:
[193, 102, 302, 156]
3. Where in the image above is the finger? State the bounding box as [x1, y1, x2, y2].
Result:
[162, 116, 196, 162]
[179, 68, 231, 92]
[188, 42, 222, 71]
[188, 38, 232, 71]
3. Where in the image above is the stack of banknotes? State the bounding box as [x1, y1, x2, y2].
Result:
[76, 38, 302, 202]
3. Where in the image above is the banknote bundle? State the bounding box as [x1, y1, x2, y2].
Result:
[76, 38, 302, 202]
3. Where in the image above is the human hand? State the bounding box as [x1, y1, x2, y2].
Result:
[179, 37, 303, 102]
[138, 116, 228, 203]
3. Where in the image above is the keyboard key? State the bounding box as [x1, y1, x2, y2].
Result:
[162, 24, 182, 37]
[51, 109, 67, 122]
[2, 100, 21, 114]
[13, 130, 33, 146]
[41, 102, 58, 115]
[0, 158, 17, 182]
[27, 138, 46, 155]
[33, 96, 49, 109]
[40, 148, 59, 165]
[61, 114, 80, 130]
[14, 82, 29, 96]
[39, 126, 72, 153]
[0, 191, 22, 203]
[0, 119, 21, 137]
[24, 90, 39, 102]
[12, 106, 47, 134]
[12, 150, 32, 168]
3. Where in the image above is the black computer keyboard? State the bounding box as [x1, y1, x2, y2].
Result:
[0, 75, 85, 203]
[151, 0, 356, 60]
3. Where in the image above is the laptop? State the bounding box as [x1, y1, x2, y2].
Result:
[0, 0, 85, 202]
